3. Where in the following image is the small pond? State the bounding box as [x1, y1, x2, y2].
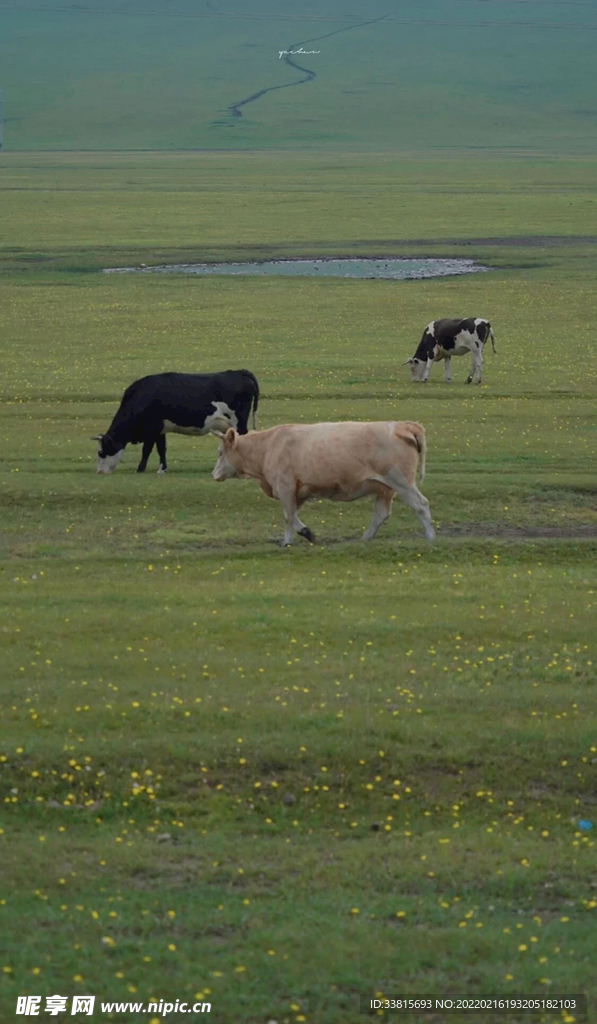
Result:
[105, 257, 490, 280]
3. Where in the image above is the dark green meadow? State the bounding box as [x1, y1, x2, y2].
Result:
[2, 0, 597, 154]
[1, 153, 597, 1023]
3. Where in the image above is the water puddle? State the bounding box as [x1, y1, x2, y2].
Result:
[105, 257, 490, 280]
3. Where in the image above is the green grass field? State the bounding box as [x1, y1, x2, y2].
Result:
[1, 152, 597, 1023]
[2, 0, 597, 153]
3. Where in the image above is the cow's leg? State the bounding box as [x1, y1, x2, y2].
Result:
[444, 356, 451, 382]
[234, 401, 250, 436]
[279, 492, 315, 546]
[137, 438, 155, 473]
[294, 512, 315, 544]
[156, 434, 167, 474]
[362, 493, 392, 541]
[383, 469, 435, 541]
[466, 348, 483, 384]
[421, 358, 432, 383]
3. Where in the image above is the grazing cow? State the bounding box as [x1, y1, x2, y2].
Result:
[404, 318, 496, 383]
[212, 420, 434, 546]
[93, 369, 259, 474]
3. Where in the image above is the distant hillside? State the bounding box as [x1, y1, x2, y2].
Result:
[1, 0, 596, 152]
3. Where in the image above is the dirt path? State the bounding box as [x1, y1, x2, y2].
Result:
[225, 15, 388, 121]
[441, 525, 597, 539]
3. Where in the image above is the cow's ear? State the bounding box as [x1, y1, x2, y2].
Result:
[401, 359, 414, 366]
[91, 435, 103, 441]
[224, 427, 237, 446]
[209, 429, 226, 439]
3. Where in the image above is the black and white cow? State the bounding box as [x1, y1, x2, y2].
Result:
[93, 369, 260, 474]
[404, 318, 496, 384]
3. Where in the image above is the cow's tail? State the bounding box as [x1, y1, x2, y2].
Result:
[488, 325, 496, 354]
[251, 375, 260, 429]
[398, 422, 427, 483]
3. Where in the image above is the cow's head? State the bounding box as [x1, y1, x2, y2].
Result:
[211, 427, 241, 481]
[92, 435, 125, 474]
[403, 357, 426, 382]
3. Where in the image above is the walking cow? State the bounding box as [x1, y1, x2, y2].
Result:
[404, 318, 496, 384]
[212, 420, 434, 547]
[93, 369, 259, 474]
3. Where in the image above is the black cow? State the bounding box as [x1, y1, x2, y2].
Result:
[93, 369, 260, 474]
[404, 318, 496, 384]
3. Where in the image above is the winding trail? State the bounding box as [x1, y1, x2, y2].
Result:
[224, 15, 388, 122]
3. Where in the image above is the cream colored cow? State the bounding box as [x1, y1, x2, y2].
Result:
[212, 421, 434, 546]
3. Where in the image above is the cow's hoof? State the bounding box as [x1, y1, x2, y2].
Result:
[298, 527, 315, 543]
[157, 467, 167, 474]
[136, 467, 146, 473]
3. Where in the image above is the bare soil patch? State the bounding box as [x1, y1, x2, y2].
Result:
[441, 524, 597, 539]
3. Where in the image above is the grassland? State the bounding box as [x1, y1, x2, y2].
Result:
[2, 0, 597, 153]
[1, 152, 597, 1023]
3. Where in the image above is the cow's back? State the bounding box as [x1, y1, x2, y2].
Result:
[135, 372, 238, 406]
[432, 318, 470, 341]
[259, 422, 418, 489]
[108, 370, 256, 431]
[117, 370, 255, 404]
